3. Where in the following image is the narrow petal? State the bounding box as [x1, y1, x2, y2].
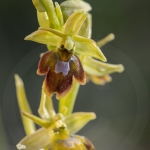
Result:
[38, 88, 56, 121]
[37, 11, 50, 28]
[14, 74, 36, 135]
[22, 111, 51, 128]
[39, 27, 65, 38]
[37, 51, 56, 75]
[43, 69, 73, 99]
[70, 55, 86, 85]
[82, 56, 124, 76]
[73, 35, 107, 62]
[25, 30, 60, 46]
[64, 112, 96, 134]
[64, 11, 88, 35]
[17, 128, 50, 150]
[59, 79, 80, 116]
[96, 33, 115, 48]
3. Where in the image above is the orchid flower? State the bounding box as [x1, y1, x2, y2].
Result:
[15, 75, 95, 150]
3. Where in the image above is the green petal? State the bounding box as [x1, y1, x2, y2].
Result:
[59, 80, 80, 116]
[39, 27, 65, 38]
[14, 74, 36, 135]
[64, 11, 88, 35]
[32, 0, 60, 29]
[16, 128, 50, 150]
[64, 112, 96, 134]
[38, 88, 56, 121]
[37, 11, 50, 28]
[24, 30, 60, 46]
[81, 56, 124, 76]
[22, 111, 51, 128]
[73, 35, 107, 62]
[96, 33, 115, 48]
[55, 2, 64, 27]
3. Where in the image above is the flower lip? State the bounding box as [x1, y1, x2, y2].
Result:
[37, 48, 86, 99]
[55, 53, 72, 76]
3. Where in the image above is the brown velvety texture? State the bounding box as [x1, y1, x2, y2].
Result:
[84, 137, 95, 150]
[37, 49, 86, 99]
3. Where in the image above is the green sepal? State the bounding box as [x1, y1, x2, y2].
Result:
[73, 35, 107, 62]
[78, 14, 92, 38]
[24, 30, 60, 46]
[64, 11, 88, 36]
[81, 56, 124, 76]
[16, 128, 50, 150]
[64, 112, 96, 134]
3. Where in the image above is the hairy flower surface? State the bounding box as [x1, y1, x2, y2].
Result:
[37, 47, 85, 99]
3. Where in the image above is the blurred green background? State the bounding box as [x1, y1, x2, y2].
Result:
[0, 0, 150, 149]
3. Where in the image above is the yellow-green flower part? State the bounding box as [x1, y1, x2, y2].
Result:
[15, 75, 96, 150]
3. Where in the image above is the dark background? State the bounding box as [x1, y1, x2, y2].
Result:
[0, 0, 150, 149]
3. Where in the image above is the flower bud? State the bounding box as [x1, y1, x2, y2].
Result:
[60, 0, 92, 22]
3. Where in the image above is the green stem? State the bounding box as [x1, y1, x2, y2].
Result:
[59, 79, 80, 116]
